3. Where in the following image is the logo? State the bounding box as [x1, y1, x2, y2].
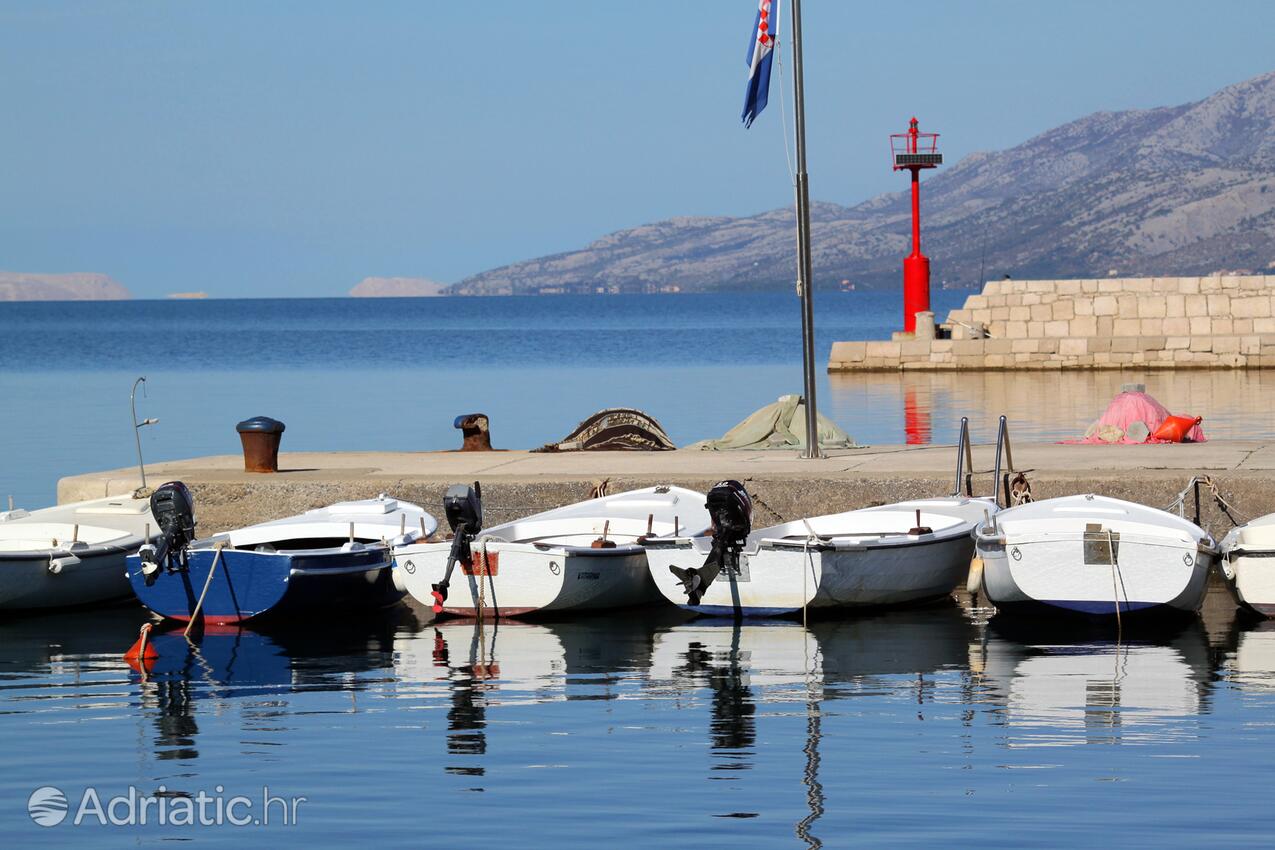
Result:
[28, 786, 68, 827]
[25, 784, 304, 828]
[402, 559, 416, 575]
[548, 561, 561, 575]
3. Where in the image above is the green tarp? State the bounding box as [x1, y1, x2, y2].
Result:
[689, 394, 860, 451]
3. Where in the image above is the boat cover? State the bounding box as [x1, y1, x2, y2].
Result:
[1065, 390, 1206, 444]
[689, 394, 858, 451]
[535, 408, 676, 452]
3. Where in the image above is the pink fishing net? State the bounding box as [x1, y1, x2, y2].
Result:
[1064, 390, 1206, 444]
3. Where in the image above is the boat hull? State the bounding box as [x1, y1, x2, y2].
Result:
[396, 541, 660, 618]
[979, 535, 1212, 618]
[646, 532, 974, 618]
[126, 546, 401, 624]
[1222, 551, 1275, 617]
[0, 547, 136, 611]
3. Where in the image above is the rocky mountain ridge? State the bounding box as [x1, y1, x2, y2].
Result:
[452, 70, 1275, 295]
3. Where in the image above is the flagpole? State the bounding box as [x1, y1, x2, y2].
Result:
[789, 0, 823, 460]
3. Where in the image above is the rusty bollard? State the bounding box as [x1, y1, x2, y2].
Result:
[236, 416, 286, 473]
[454, 413, 493, 452]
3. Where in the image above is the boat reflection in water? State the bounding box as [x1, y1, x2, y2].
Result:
[395, 610, 681, 779]
[971, 618, 1213, 748]
[133, 608, 419, 761]
[1223, 617, 1275, 693]
[646, 603, 973, 847]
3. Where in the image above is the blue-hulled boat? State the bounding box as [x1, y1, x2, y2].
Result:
[126, 485, 437, 624]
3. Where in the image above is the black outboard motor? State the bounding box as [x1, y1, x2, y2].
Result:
[670, 480, 752, 605]
[139, 481, 197, 586]
[431, 482, 484, 613]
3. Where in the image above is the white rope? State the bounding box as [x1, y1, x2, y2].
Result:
[773, 0, 796, 187]
[801, 519, 820, 627]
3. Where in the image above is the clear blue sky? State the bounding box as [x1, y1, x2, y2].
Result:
[2, 1, 1272, 298]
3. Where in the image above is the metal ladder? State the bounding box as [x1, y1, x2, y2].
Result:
[952, 415, 1023, 508]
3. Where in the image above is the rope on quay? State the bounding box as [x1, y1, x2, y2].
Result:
[1166, 474, 1249, 528]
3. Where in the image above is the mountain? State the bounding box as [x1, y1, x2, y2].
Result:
[452, 70, 1275, 294]
[350, 276, 447, 297]
[0, 272, 131, 301]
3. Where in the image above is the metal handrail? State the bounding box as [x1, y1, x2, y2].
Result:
[992, 415, 1014, 507]
[952, 417, 972, 497]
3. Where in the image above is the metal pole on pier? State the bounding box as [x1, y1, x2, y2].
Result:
[790, 0, 823, 459]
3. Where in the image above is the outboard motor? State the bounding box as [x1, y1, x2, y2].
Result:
[670, 480, 753, 605]
[431, 482, 484, 613]
[139, 481, 197, 586]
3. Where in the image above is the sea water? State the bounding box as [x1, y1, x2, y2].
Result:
[2, 593, 1274, 846]
[4, 291, 1275, 506]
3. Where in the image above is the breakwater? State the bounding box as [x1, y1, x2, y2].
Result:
[829, 274, 1275, 371]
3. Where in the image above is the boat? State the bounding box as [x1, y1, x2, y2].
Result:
[973, 494, 1217, 619]
[1220, 513, 1275, 617]
[0, 493, 157, 611]
[395, 484, 709, 618]
[644, 488, 995, 618]
[126, 482, 437, 624]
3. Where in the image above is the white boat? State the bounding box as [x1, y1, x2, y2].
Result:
[1220, 514, 1275, 617]
[973, 494, 1217, 619]
[644, 496, 995, 618]
[395, 485, 709, 618]
[0, 493, 157, 611]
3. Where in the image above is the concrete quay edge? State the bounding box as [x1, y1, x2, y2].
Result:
[56, 442, 1275, 539]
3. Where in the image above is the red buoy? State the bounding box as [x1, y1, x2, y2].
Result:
[124, 622, 159, 672]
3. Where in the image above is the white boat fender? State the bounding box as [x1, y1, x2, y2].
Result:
[48, 554, 82, 575]
[966, 556, 984, 596]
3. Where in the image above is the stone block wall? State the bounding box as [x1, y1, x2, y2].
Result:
[828, 274, 1275, 371]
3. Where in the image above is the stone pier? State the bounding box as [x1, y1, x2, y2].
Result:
[828, 274, 1275, 371]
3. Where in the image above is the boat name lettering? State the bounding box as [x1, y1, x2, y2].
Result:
[576, 571, 600, 580]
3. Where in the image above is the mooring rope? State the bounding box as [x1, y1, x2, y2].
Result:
[1106, 529, 1126, 637]
[184, 541, 226, 637]
[1166, 474, 1248, 527]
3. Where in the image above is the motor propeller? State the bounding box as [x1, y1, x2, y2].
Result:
[431, 482, 483, 613]
[138, 481, 197, 586]
[669, 480, 752, 605]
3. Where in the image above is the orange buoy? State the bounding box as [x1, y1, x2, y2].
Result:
[124, 623, 159, 672]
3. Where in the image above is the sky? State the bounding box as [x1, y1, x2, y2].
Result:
[1, 1, 1273, 299]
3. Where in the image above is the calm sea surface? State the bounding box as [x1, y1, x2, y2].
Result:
[2, 592, 1274, 846]
[4, 293, 1275, 845]
[5, 292, 1275, 505]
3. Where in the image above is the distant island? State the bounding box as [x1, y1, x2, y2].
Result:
[167, 291, 208, 299]
[350, 276, 447, 297]
[0, 272, 130, 302]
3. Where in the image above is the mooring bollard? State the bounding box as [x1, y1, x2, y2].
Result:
[454, 413, 494, 452]
[236, 416, 286, 473]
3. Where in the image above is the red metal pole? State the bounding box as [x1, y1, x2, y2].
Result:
[901, 118, 930, 334]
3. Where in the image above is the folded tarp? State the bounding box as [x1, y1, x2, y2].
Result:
[690, 394, 859, 451]
[1065, 390, 1206, 444]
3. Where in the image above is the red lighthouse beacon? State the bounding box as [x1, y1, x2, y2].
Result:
[891, 118, 942, 334]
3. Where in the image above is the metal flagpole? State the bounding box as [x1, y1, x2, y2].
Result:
[790, 0, 823, 460]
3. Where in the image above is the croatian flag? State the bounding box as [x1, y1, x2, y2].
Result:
[741, 0, 778, 128]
